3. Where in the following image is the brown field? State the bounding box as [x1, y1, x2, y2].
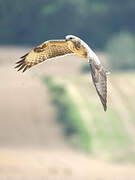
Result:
[0, 46, 135, 180]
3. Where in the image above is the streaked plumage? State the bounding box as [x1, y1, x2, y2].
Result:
[15, 40, 73, 72]
[15, 35, 108, 111]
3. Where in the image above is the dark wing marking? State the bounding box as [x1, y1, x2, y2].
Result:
[15, 40, 73, 72]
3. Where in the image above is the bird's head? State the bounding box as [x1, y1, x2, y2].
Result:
[65, 35, 81, 52]
[65, 35, 79, 42]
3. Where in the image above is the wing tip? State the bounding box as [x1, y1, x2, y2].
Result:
[103, 105, 107, 111]
[15, 53, 29, 72]
[100, 96, 107, 112]
[20, 53, 29, 59]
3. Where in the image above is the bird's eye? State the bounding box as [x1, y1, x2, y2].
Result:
[69, 37, 73, 40]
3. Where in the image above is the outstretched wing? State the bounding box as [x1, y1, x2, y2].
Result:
[15, 40, 73, 72]
[90, 62, 107, 111]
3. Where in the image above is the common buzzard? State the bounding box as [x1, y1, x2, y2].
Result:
[15, 35, 108, 111]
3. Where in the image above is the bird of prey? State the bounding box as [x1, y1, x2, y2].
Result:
[15, 35, 108, 111]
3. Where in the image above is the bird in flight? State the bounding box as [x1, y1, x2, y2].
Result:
[15, 35, 108, 111]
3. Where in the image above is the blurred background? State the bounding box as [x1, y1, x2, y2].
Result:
[1, 0, 135, 179]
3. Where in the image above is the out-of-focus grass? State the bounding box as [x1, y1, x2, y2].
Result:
[42, 73, 135, 161]
[42, 76, 91, 152]
[66, 75, 132, 160]
[86, 101, 132, 160]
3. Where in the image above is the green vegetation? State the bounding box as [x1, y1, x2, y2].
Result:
[1, 0, 135, 50]
[42, 76, 91, 151]
[69, 75, 133, 160]
[1, 0, 135, 70]
[42, 74, 135, 161]
[105, 32, 135, 70]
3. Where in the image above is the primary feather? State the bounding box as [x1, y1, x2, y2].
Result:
[15, 35, 108, 111]
[15, 40, 73, 72]
[90, 62, 107, 111]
